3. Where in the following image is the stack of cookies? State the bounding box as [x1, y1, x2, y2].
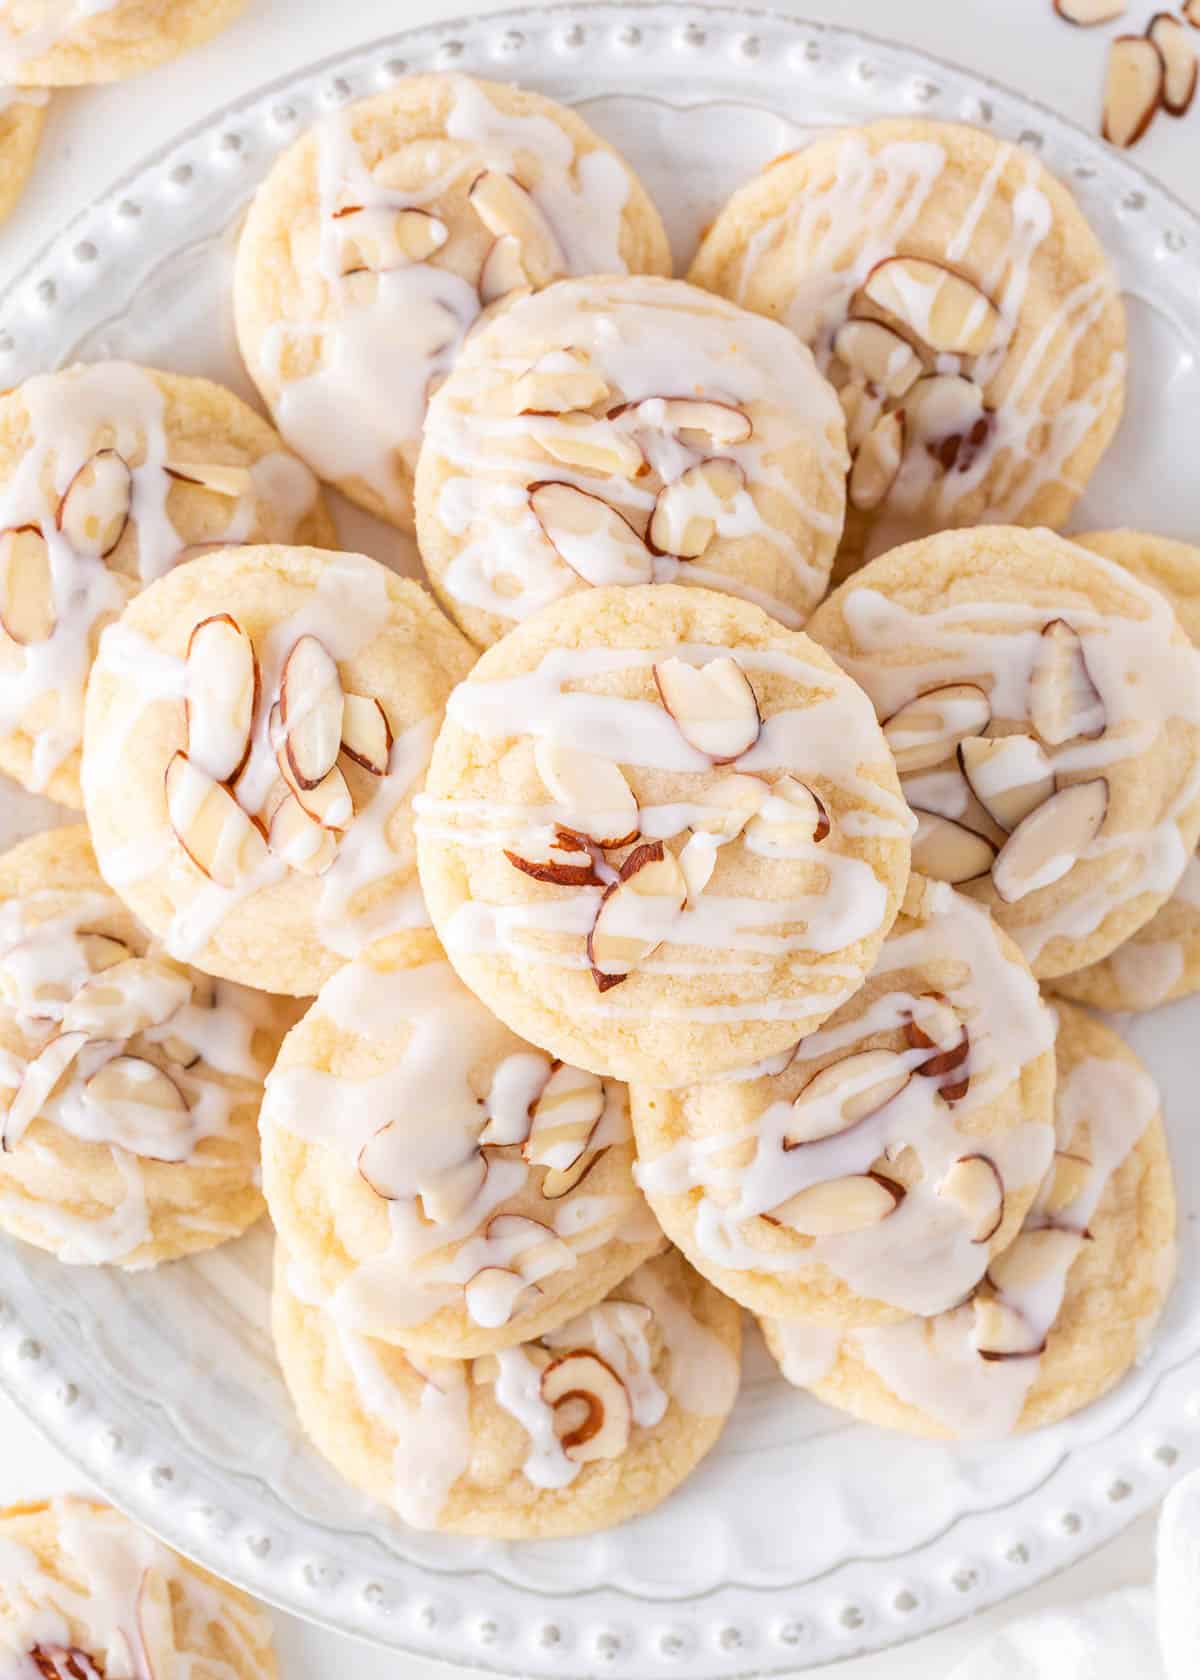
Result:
[0, 71, 1193, 1542]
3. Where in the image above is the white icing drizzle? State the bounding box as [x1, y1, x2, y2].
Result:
[0, 1, 118, 73]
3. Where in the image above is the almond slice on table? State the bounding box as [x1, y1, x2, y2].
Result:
[506, 825, 603, 889]
[958, 734, 1056, 832]
[541, 1352, 632, 1462]
[61, 955, 191, 1041]
[468, 171, 565, 288]
[83, 1056, 193, 1161]
[689, 772, 769, 840]
[529, 481, 653, 587]
[1054, 0, 1126, 21]
[938, 1155, 1004, 1243]
[784, 1050, 911, 1147]
[1147, 12, 1197, 112]
[972, 1297, 1044, 1360]
[185, 615, 259, 785]
[280, 634, 345, 791]
[587, 841, 687, 991]
[1102, 35, 1165, 146]
[465, 1267, 540, 1328]
[340, 693, 392, 776]
[772, 1171, 904, 1236]
[56, 450, 132, 560]
[1042, 1150, 1092, 1214]
[987, 1225, 1088, 1293]
[513, 349, 610, 415]
[0, 526, 55, 644]
[910, 811, 998, 885]
[862, 257, 1003, 357]
[634, 396, 753, 448]
[534, 737, 639, 847]
[849, 410, 905, 512]
[833, 318, 923, 398]
[164, 462, 254, 498]
[745, 775, 831, 851]
[2, 1031, 87, 1152]
[648, 457, 744, 559]
[268, 793, 340, 875]
[991, 778, 1108, 903]
[1029, 619, 1105, 745]
[336, 206, 449, 272]
[164, 752, 268, 888]
[479, 234, 528, 304]
[883, 683, 992, 775]
[534, 414, 646, 479]
[653, 656, 761, 763]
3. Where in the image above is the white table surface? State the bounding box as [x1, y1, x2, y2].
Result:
[0, 0, 1187, 1673]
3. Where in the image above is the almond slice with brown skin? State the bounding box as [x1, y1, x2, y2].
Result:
[272, 702, 354, 828]
[772, 1171, 904, 1236]
[905, 992, 970, 1101]
[541, 1146, 607, 1200]
[1148, 12, 1198, 112]
[1054, 0, 1126, 21]
[336, 206, 449, 273]
[991, 778, 1108, 903]
[833, 317, 923, 397]
[341, 693, 392, 776]
[972, 1297, 1044, 1360]
[164, 752, 268, 888]
[849, 409, 905, 511]
[269, 793, 340, 875]
[505, 825, 603, 889]
[784, 1050, 911, 1147]
[541, 1352, 632, 1462]
[883, 684, 992, 775]
[61, 955, 191, 1040]
[987, 1225, 1088, 1293]
[468, 171, 564, 287]
[529, 481, 653, 586]
[938, 1155, 1004, 1243]
[534, 414, 646, 479]
[911, 811, 998, 884]
[534, 737, 639, 847]
[746, 775, 831, 851]
[1103, 35, 1165, 145]
[185, 614, 259, 785]
[958, 734, 1056, 833]
[84, 1056, 193, 1161]
[1041, 1150, 1092, 1214]
[0, 526, 55, 645]
[56, 450, 132, 560]
[1030, 619, 1105, 745]
[587, 841, 687, 990]
[164, 462, 254, 498]
[654, 656, 761, 763]
[678, 830, 719, 904]
[465, 1266, 540, 1328]
[30, 1644, 107, 1680]
[635, 396, 753, 448]
[280, 634, 345, 791]
[525, 1063, 605, 1171]
[513, 349, 610, 416]
[479, 234, 528, 304]
[839, 382, 885, 452]
[648, 457, 744, 559]
[863, 257, 1003, 357]
[904, 374, 987, 453]
[690, 772, 769, 839]
[2, 1030, 86, 1152]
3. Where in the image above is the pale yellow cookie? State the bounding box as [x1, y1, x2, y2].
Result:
[415, 274, 848, 647]
[806, 526, 1200, 980]
[762, 1002, 1175, 1437]
[81, 544, 475, 996]
[416, 583, 911, 1086]
[235, 72, 671, 533]
[0, 0, 248, 85]
[0, 361, 336, 808]
[689, 119, 1125, 579]
[1054, 531, 1200, 1011]
[0, 1497, 277, 1675]
[0, 826, 295, 1269]
[633, 878, 1056, 1324]
[0, 91, 47, 223]
[273, 1246, 741, 1538]
[260, 930, 663, 1356]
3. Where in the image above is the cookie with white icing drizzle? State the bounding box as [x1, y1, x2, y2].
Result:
[688, 119, 1125, 579]
[633, 877, 1056, 1324]
[0, 1496, 277, 1678]
[273, 1245, 740, 1537]
[234, 72, 671, 533]
[0, 90, 48, 224]
[1053, 531, 1200, 1011]
[81, 544, 475, 996]
[414, 274, 848, 645]
[416, 582, 912, 1086]
[0, 826, 296, 1269]
[260, 930, 663, 1356]
[0, 361, 335, 807]
[806, 525, 1200, 980]
[762, 1002, 1175, 1438]
[0, 0, 249, 84]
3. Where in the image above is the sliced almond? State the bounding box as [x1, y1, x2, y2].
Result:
[653, 656, 761, 763]
[1030, 619, 1105, 745]
[336, 206, 449, 273]
[991, 779, 1108, 903]
[1148, 12, 1198, 112]
[465, 1266, 539, 1328]
[534, 737, 639, 847]
[772, 1171, 904, 1236]
[911, 811, 998, 884]
[529, 481, 653, 587]
[1041, 1150, 1092, 1215]
[972, 1297, 1044, 1360]
[745, 775, 831, 852]
[526, 1063, 605, 1171]
[905, 992, 962, 1055]
[534, 414, 646, 479]
[541, 1352, 632, 1462]
[635, 397, 753, 448]
[833, 318, 923, 397]
[340, 693, 392, 776]
[280, 634, 345, 791]
[863, 257, 1003, 357]
[83, 1056, 193, 1162]
[30, 1645, 106, 1680]
[185, 614, 259, 785]
[420, 1152, 490, 1223]
[958, 734, 1056, 832]
[784, 1050, 911, 1147]
[468, 171, 564, 288]
[1054, 0, 1126, 21]
[839, 382, 885, 452]
[587, 841, 687, 990]
[903, 373, 986, 453]
[541, 1146, 607, 1200]
[1103, 35, 1165, 146]
[678, 829, 719, 904]
[60, 955, 191, 1041]
[513, 349, 609, 415]
[269, 793, 340, 875]
[2, 1031, 86, 1152]
[0, 526, 55, 645]
[56, 449, 132, 559]
[987, 1225, 1087, 1293]
[648, 457, 744, 559]
[164, 462, 254, 499]
[478, 234, 528, 304]
[505, 825, 602, 888]
[938, 1155, 1004, 1243]
[849, 409, 905, 512]
[883, 684, 992, 775]
[690, 772, 769, 840]
[165, 753, 268, 887]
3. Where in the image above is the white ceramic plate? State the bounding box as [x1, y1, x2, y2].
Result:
[1, 5, 1199, 1673]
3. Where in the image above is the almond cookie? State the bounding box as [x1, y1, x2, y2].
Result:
[0, 826, 295, 1268]
[416, 583, 912, 1087]
[0, 361, 335, 808]
[0, 0, 248, 84]
[762, 1002, 1175, 1437]
[273, 1245, 740, 1538]
[0, 1497, 277, 1676]
[260, 931, 662, 1356]
[81, 544, 475, 996]
[689, 119, 1125, 579]
[235, 72, 671, 533]
[1053, 531, 1200, 1011]
[0, 90, 47, 224]
[806, 526, 1200, 980]
[415, 274, 848, 647]
[634, 879, 1056, 1324]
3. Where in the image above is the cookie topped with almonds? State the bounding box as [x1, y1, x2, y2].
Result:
[806, 526, 1200, 979]
[234, 72, 671, 533]
[688, 118, 1125, 578]
[0, 361, 335, 808]
[416, 582, 912, 1087]
[415, 274, 849, 647]
[81, 544, 475, 996]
